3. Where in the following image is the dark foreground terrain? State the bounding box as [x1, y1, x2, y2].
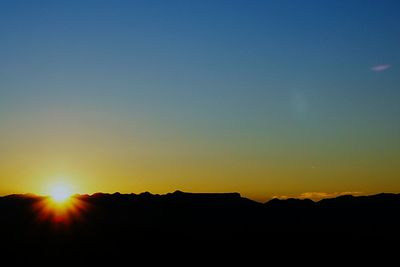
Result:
[1, 191, 399, 264]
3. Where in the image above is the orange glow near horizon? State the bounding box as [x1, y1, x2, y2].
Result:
[34, 182, 88, 225]
[34, 196, 88, 225]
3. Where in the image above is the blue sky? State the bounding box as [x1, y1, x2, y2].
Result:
[0, 0, 399, 199]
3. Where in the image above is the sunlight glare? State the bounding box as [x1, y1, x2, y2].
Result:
[35, 182, 88, 225]
[50, 184, 73, 203]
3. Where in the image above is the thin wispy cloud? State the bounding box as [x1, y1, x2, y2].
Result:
[370, 64, 392, 72]
[272, 191, 363, 201]
[298, 191, 362, 200]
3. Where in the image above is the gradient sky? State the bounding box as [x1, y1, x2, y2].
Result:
[1, 0, 399, 201]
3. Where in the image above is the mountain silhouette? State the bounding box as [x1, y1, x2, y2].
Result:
[0, 191, 399, 264]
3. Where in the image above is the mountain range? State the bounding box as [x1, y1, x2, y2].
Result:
[1, 191, 399, 264]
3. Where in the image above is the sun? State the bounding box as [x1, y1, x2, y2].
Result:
[35, 181, 88, 225]
[50, 184, 73, 203]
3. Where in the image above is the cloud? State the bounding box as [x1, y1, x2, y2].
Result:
[370, 64, 392, 72]
[272, 191, 363, 201]
[271, 195, 290, 199]
[298, 191, 363, 200]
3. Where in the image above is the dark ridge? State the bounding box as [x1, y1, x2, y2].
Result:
[168, 190, 241, 198]
[265, 197, 315, 206]
[0, 191, 399, 264]
[0, 193, 40, 199]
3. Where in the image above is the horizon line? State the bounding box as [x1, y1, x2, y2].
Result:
[1, 190, 398, 204]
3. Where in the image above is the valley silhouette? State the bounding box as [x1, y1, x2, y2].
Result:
[1, 191, 399, 264]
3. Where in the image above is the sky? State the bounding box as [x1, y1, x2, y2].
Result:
[0, 0, 399, 201]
